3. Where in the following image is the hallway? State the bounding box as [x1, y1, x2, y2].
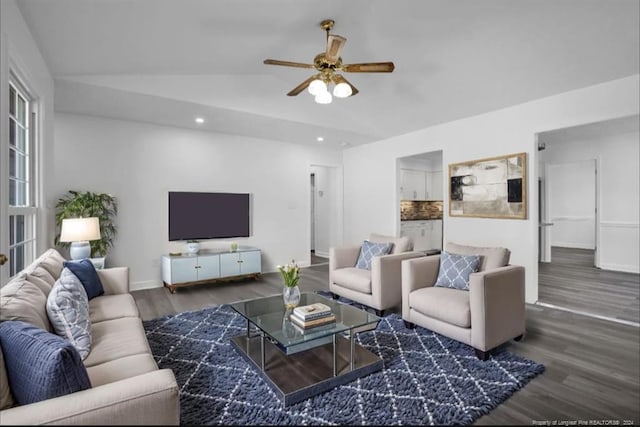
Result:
[538, 247, 640, 324]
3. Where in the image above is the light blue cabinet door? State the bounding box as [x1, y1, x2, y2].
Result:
[239, 251, 261, 274]
[171, 257, 197, 283]
[197, 255, 220, 280]
[220, 253, 240, 277]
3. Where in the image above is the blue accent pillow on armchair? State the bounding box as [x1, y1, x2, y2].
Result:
[434, 251, 481, 291]
[63, 258, 104, 299]
[355, 240, 394, 270]
[0, 320, 91, 405]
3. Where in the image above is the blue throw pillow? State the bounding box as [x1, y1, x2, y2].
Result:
[63, 258, 104, 299]
[0, 320, 91, 405]
[434, 251, 481, 291]
[355, 240, 394, 270]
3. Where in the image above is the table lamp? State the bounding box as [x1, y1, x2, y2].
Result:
[60, 217, 101, 260]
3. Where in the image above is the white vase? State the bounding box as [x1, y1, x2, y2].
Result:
[186, 242, 200, 255]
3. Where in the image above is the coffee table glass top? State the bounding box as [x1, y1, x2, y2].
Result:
[229, 292, 380, 349]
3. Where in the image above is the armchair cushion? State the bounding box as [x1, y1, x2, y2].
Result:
[355, 241, 393, 270]
[434, 251, 481, 291]
[369, 233, 411, 254]
[0, 321, 91, 406]
[446, 242, 510, 272]
[410, 287, 471, 328]
[331, 268, 372, 294]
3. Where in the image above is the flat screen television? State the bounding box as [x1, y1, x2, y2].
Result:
[168, 191, 250, 241]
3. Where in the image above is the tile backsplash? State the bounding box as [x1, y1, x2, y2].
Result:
[400, 200, 443, 221]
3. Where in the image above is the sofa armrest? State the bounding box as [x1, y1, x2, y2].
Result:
[0, 369, 179, 425]
[469, 265, 525, 351]
[97, 267, 130, 295]
[329, 245, 361, 271]
[401, 255, 440, 319]
[371, 251, 424, 310]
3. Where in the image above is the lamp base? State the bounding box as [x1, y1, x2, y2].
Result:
[69, 241, 91, 260]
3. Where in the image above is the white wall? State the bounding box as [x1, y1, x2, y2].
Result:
[53, 113, 342, 290]
[546, 160, 596, 249]
[540, 131, 639, 273]
[0, 0, 55, 275]
[343, 75, 639, 304]
[310, 165, 341, 258]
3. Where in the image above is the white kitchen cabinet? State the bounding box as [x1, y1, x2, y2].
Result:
[427, 171, 443, 200]
[400, 169, 426, 200]
[400, 220, 442, 251]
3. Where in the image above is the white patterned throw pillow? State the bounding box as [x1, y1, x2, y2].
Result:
[355, 240, 394, 270]
[46, 268, 92, 360]
[434, 251, 481, 291]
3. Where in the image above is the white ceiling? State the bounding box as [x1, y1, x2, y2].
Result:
[17, 0, 640, 149]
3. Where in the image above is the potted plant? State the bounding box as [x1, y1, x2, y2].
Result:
[278, 260, 301, 308]
[54, 191, 117, 258]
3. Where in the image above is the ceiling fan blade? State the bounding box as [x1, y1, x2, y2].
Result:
[287, 75, 319, 96]
[342, 62, 395, 73]
[325, 34, 346, 62]
[264, 59, 315, 69]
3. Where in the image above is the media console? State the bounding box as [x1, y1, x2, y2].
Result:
[161, 247, 261, 293]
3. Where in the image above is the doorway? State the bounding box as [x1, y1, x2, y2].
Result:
[309, 165, 342, 266]
[536, 116, 640, 325]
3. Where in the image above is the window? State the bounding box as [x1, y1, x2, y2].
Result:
[8, 80, 37, 277]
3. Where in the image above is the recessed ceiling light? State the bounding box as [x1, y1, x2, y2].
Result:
[195, 117, 205, 124]
[316, 137, 324, 142]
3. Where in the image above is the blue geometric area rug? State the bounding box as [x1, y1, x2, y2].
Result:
[143, 305, 544, 425]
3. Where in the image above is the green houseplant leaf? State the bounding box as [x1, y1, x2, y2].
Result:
[54, 191, 118, 257]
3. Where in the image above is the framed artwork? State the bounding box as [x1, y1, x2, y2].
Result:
[449, 152, 527, 219]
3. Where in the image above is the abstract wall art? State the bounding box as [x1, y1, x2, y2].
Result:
[449, 152, 527, 219]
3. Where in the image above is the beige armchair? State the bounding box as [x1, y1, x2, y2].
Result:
[329, 233, 423, 316]
[401, 242, 525, 360]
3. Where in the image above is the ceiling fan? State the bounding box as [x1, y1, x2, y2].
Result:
[263, 19, 395, 104]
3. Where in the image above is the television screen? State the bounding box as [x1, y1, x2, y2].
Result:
[169, 192, 250, 241]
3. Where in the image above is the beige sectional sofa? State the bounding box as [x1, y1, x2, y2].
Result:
[0, 249, 180, 425]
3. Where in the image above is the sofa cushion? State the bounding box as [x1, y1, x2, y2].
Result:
[46, 268, 92, 360]
[355, 241, 393, 270]
[37, 249, 67, 279]
[369, 233, 411, 254]
[86, 353, 158, 387]
[0, 321, 91, 406]
[28, 266, 56, 288]
[332, 268, 372, 294]
[83, 317, 151, 367]
[89, 293, 139, 323]
[0, 344, 14, 409]
[25, 273, 54, 296]
[446, 242, 510, 272]
[434, 251, 481, 291]
[410, 287, 471, 328]
[63, 259, 104, 300]
[0, 278, 51, 331]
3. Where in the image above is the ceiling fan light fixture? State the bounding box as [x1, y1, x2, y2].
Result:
[308, 79, 327, 96]
[315, 90, 332, 104]
[333, 82, 352, 98]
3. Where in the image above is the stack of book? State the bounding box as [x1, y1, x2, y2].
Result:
[290, 302, 335, 329]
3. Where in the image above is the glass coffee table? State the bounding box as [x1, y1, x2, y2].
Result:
[229, 292, 382, 406]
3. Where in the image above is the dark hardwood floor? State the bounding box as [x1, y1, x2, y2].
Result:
[310, 251, 329, 265]
[539, 247, 640, 324]
[132, 263, 640, 425]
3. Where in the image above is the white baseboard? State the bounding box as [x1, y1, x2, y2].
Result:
[551, 242, 595, 250]
[314, 251, 330, 258]
[598, 263, 640, 274]
[130, 280, 163, 291]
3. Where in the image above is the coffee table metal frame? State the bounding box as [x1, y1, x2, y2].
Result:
[229, 292, 382, 406]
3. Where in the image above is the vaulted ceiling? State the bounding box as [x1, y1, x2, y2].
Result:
[17, 0, 640, 149]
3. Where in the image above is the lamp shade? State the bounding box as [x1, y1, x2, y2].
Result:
[60, 217, 101, 242]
